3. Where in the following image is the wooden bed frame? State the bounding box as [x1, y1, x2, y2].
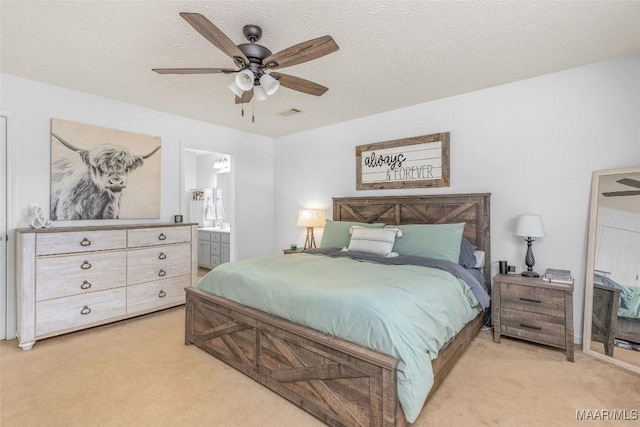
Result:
[592, 283, 640, 356]
[185, 193, 491, 426]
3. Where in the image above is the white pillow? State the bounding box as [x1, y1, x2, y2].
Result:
[473, 250, 485, 269]
[346, 226, 402, 257]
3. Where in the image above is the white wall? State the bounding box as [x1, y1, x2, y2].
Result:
[183, 151, 197, 216]
[273, 55, 640, 341]
[1, 74, 275, 337]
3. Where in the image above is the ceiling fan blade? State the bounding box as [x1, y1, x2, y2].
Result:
[235, 88, 254, 104]
[270, 72, 328, 96]
[180, 12, 249, 67]
[602, 190, 640, 197]
[263, 35, 339, 70]
[152, 68, 237, 74]
[617, 178, 640, 189]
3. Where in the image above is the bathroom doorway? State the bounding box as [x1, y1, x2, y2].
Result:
[182, 147, 234, 279]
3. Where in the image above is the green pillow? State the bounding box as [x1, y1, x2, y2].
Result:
[319, 220, 385, 248]
[387, 223, 465, 263]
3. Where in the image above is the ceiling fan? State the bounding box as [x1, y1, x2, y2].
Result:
[152, 13, 339, 105]
[602, 178, 640, 197]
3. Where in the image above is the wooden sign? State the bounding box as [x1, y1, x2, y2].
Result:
[356, 133, 450, 190]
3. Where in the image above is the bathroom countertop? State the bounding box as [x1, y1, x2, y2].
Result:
[198, 227, 230, 233]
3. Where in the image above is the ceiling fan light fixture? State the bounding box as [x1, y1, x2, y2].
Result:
[260, 73, 280, 95]
[235, 69, 255, 91]
[253, 85, 268, 101]
[228, 80, 245, 97]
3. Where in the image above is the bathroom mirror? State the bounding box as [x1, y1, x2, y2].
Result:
[583, 167, 640, 374]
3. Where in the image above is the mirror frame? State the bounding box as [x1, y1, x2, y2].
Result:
[583, 166, 640, 374]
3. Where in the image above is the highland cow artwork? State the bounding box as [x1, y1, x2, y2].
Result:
[50, 119, 161, 220]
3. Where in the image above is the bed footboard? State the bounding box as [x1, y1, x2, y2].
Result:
[185, 286, 404, 427]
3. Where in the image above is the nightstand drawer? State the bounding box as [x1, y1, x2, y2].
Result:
[500, 308, 566, 347]
[501, 283, 565, 317]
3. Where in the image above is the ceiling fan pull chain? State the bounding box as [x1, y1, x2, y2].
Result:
[241, 104, 244, 117]
[252, 100, 255, 123]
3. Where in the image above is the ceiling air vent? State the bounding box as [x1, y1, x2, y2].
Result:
[279, 108, 302, 117]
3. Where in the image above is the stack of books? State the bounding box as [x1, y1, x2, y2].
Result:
[615, 339, 640, 351]
[543, 268, 574, 284]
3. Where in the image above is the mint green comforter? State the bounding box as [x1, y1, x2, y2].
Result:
[197, 253, 481, 422]
[619, 285, 640, 320]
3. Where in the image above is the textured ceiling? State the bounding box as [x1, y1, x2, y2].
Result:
[1, 1, 639, 138]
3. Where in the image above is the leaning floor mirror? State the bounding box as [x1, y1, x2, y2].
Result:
[583, 167, 640, 374]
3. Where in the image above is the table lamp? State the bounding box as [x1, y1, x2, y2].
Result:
[514, 214, 545, 277]
[297, 209, 326, 249]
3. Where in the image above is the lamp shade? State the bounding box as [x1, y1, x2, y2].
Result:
[235, 69, 255, 91]
[515, 214, 545, 238]
[228, 81, 244, 97]
[253, 84, 268, 101]
[297, 209, 326, 228]
[259, 73, 280, 95]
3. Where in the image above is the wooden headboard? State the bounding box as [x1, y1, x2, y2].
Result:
[333, 193, 491, 283]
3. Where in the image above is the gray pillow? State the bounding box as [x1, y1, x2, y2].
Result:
[459, 238, 478, 268]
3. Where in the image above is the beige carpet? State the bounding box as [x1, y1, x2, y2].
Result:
[1, 307, 639, 427]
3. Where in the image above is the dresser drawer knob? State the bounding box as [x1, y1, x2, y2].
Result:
[158, 290, 167, 298]
[158, 252, 167, 260]
[158, 269, 166, 277]
[519, 297, 542, 304]
[80, 305, 91, 315]
[158, 233, 167, 241]
[519, 323, 542, 331]
[80, 260, 92, 270]
[80, 280, 92, 290]
[80, 237, 92, 247]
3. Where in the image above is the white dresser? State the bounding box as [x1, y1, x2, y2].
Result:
[15, 223, 198, 350]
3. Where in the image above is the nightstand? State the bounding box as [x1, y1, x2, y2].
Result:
[492, 274, 574, 361]
[283, 248, 304, 254]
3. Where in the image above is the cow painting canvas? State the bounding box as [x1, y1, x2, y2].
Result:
[50, 119, 161, 220]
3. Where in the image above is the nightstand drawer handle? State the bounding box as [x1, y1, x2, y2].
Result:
[158, 290, 167, 298]
[80, 237, 92, 247]
[158, 233, 167, 241]
[80, 280, 92, 290]
[158, 252, 167, 260]
[519, 323, 542, 331]
[519, 297, 542, 304]
[80, 305, 91, 315]
[158, 269, 166, 277]
[80, 260, 92, 270]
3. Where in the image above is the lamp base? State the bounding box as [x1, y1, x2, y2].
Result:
[304, 227, 316, 249]
[521, 270, 539, 278]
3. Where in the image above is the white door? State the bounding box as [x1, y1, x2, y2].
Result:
[596, 225, 640, 287]
[0, 115, 7, 339]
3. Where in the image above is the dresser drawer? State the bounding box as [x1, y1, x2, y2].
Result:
[128, 226, 191, 248]
[127, 243, 191, 284]
[35, 288, 126, 337]
[211, 242, 221, 256]
[127, 276, 188, 314]
[500, 307, 566, 347]
[36, 230, 126, 256]
[36, 251, 126, 301]
[211, 232, 221, 243]
[501, 283, 565, 317]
